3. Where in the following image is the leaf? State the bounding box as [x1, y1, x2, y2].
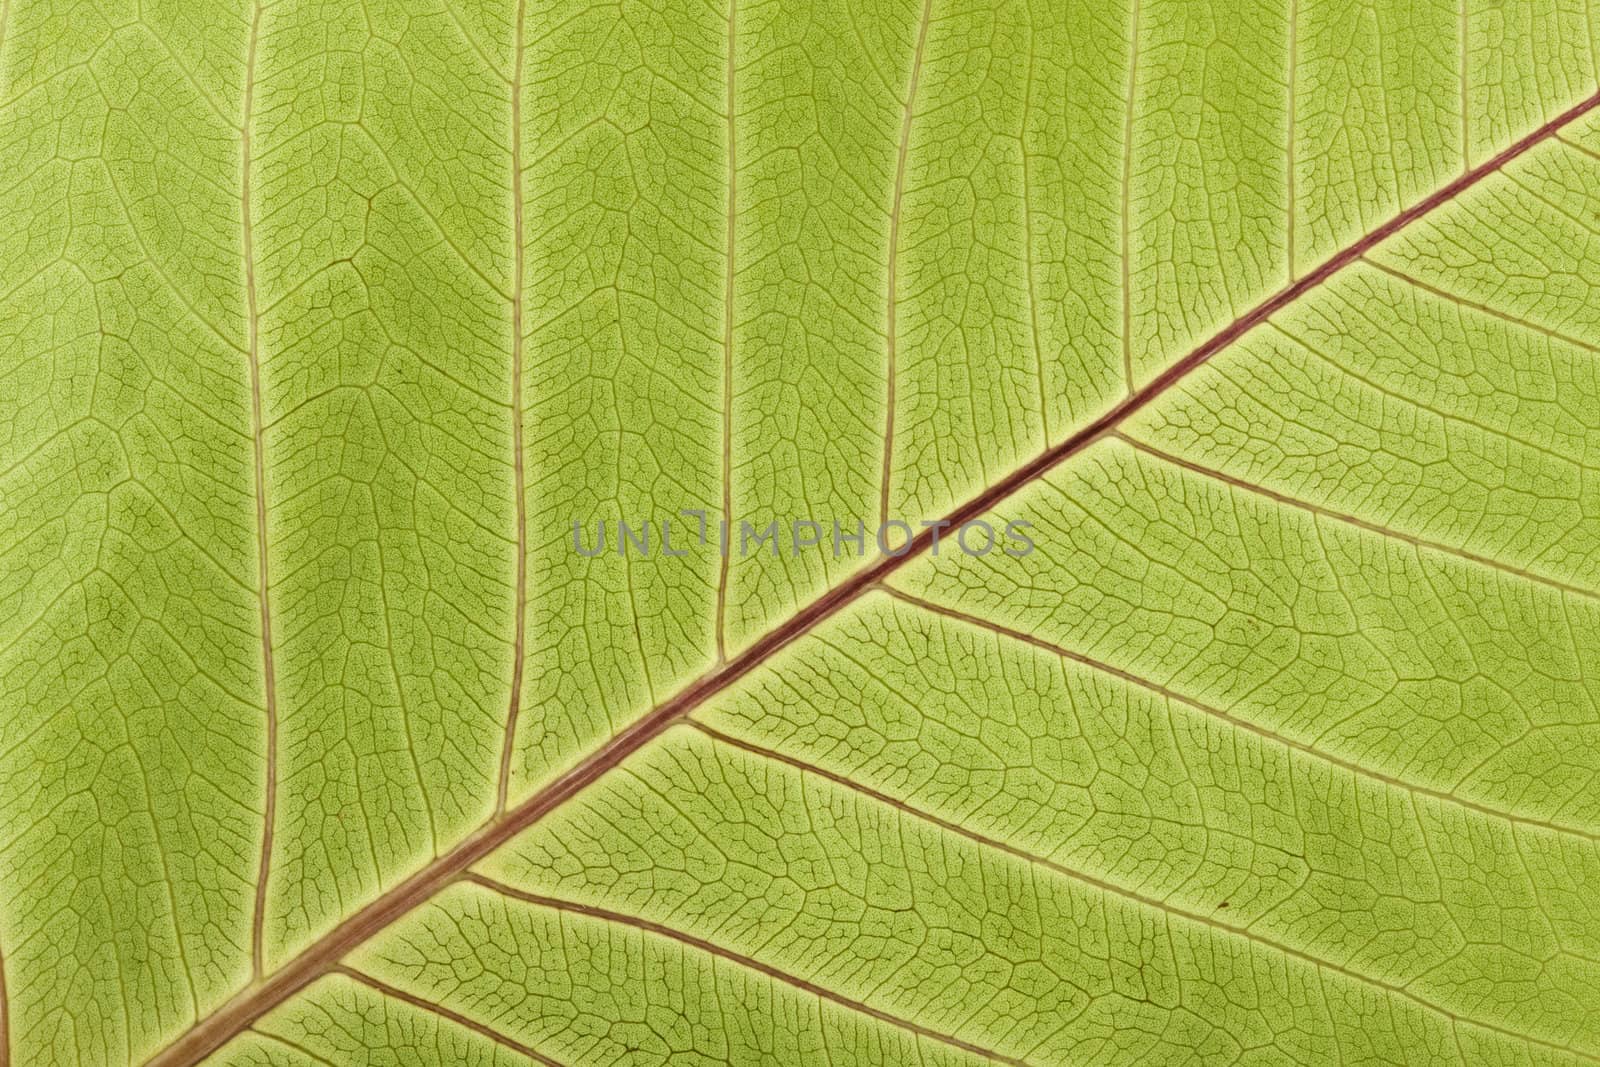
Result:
[2, 0, 1600, 1064]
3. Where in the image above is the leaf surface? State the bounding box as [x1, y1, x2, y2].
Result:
[3, 0, 1600, 1064]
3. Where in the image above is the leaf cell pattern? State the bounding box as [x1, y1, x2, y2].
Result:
[2, 0, 1600, 1064]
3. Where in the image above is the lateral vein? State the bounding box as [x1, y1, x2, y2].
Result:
[495, 0, 530, 816]
[715, 0, 737, 662]
[1363, 253, 1600, 357]
[332, 964, 565, 1067]
[881, 580, 1600, 845]
[879, 0, 934, 528]
[460, 872, 1029, 1066]
[242, 0, 279, 984]
[686, 720, 1600, 1063]
[1120, 0, 1142, 392]
[142, 77, 1600, 1067]
[0, 931, 9, 1067]
[1120, 430, 1600, 604]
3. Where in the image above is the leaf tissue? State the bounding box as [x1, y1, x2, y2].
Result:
[3, 0, 1600, 1064]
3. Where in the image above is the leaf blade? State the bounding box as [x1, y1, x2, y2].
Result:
[7, 2, 1600, 1063]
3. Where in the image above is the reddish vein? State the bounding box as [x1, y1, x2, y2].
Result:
[0, 935, 9, 1067]
[1019, 47, 1050, 448]
[0, 0, 12, 1036]
[246, 1028, 334, 1066]
[1120, 0, 1141, 392]
[686, 719, 1594, 1060]
[461, 873, 1026, 1065]
[1286, 0, 1298, 279]
[879, 0, 934, 527]
[715, 0, 737, 662]
[1118, 431, 1600, 607]
[332, 965, 564, 1067]
[495, 0, 529, 816]
[143, 82, 1600, 1067]
[241, 0, 278, 983]
[1460, 0, 1471, 170]
[884, 578, 1600, 843]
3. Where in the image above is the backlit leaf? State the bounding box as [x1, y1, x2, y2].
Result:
[2, 0, 1599, 1063]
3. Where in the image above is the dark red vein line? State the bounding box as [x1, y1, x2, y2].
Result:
[685, 720, 1599, 1061]
[1117, 432, 1600, 606]
[331, 964, 565, 1067]
[143, 82, 1600, 1067]
[1459, 0, 1471, 171]
[242, 0, 278, 983]
[495, 0, 530, 816]
[880, 581, 1600, 844]
[1558, 132, 1600, 164]
[1120, 0, 1142, 392]
[459, 873, 1027, 1066]
[715, 0, 737, 662]
[879, 0, 934, 527]
[248, 1027, 339, 1067]
[0, 934, 10, 1067]
[1019, 49, 1049, 447]
[1362, 254, 1600, 356]
[0, 97, 22, 1067]
[0, 0, 11, 96]
[1286, 0, 1298, 280]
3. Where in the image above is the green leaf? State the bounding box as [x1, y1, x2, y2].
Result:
[2, 0, 1599, 1063]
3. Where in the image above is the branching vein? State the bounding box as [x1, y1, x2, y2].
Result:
[242, 0, 278, 984]
[136, 45, 1600, 1067]
[879, 0, 934, 527]
[495, 0, 531, 817]
[460, 872, 1026, 1066]
[685, 719, 1600, 1064]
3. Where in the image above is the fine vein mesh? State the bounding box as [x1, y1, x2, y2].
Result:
[4, 1, 1600, 1065]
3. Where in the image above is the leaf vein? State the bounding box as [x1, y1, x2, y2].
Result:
[685, 719, 1599, 1062]
[331, 964, 565, 1067]
[880, 580, 1600, 844]
[141, 80, 1600, 1067]
[459, 872, 1028, 1067]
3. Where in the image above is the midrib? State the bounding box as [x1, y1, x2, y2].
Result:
[144, 70, 1600, 1067]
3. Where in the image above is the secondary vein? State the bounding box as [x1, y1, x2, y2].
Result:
[495, 0, 530, 816]
[143, 76, 1600, 1067]
[332, 964, 564, 1067]
[1120, 0, 1142, 393]
[462, 872, 1028, 1066]
[879, 0, 934, 528]
[883, 579, 1600, 844]
[715, 0, 737, 662]
[0, 932, 9, 1067]
[687, 719, 1599, 1063]
[242, 0, 279, 984]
